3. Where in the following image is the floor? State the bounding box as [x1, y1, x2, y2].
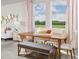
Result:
[1, 40, 77, 59]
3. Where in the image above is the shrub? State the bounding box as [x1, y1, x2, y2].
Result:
[35, 20, 65, 25]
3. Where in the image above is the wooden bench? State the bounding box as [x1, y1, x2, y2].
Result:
[17, 41, 57, 59]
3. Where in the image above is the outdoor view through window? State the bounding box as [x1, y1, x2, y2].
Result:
[51, 0, 67, 28]
[33, 3, 46, 29]
[33, 0, 67, 29]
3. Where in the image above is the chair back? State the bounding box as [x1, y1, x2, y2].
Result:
[18, 32, 33, 41]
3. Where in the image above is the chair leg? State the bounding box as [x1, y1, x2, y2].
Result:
[66, 50, 69, 59]
[72, 48, 75, 59]
[67, 50, 68, 55]
[19, 47, 21, 52]
[69, 50, 73, 59]
[25, 49, 27, 54]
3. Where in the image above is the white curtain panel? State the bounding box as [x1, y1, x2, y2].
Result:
[27, 0, 33, 32]
[68, 0, 78, 49]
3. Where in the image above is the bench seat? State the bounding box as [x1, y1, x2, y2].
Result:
[17, 41, 57, 59]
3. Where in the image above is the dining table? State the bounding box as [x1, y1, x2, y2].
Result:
[18, 32, 67, 59]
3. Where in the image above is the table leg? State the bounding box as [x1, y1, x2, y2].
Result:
[64, 38, 67, 43]
[32, 36, 34, 42]
[58, 40, 61, 59]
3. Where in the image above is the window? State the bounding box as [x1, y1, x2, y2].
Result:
[33, 0, 67, 30]
[51, 0, 67, 28]
[33, 3, 46, 29]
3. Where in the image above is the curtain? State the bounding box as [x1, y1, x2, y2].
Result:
[27, 0, 33, 32]
[68, 0, 78, 49]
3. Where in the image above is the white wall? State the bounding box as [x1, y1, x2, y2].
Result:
[1, 1, 28, 32]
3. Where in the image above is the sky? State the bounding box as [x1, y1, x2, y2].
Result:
[33, 0, 67, 21]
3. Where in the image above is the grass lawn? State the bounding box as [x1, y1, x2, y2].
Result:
[52, 25, 65, 28]
[35, 25, 65, 28]
[35, 25, 45, 28]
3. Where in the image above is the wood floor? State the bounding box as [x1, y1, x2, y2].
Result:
[1, 40, 77, 59]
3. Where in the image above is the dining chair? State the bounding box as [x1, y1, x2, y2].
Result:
[18, 32, 33, 42]
[18, 32, 34, 55]
[45, 38, 75, 59]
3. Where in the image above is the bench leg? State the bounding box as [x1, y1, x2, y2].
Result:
[48, 54, 51, 59]
[18, 46, 19, 56]
[18, 46, 21, 56]
[55, 48, 58, 59]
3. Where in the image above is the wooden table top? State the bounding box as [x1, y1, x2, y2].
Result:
[18, 32, 67, 40]
[34, 33, 67, 40]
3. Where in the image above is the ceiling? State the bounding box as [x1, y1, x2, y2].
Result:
[1, 0, 25, 6]
[1, 0, 54, 6]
